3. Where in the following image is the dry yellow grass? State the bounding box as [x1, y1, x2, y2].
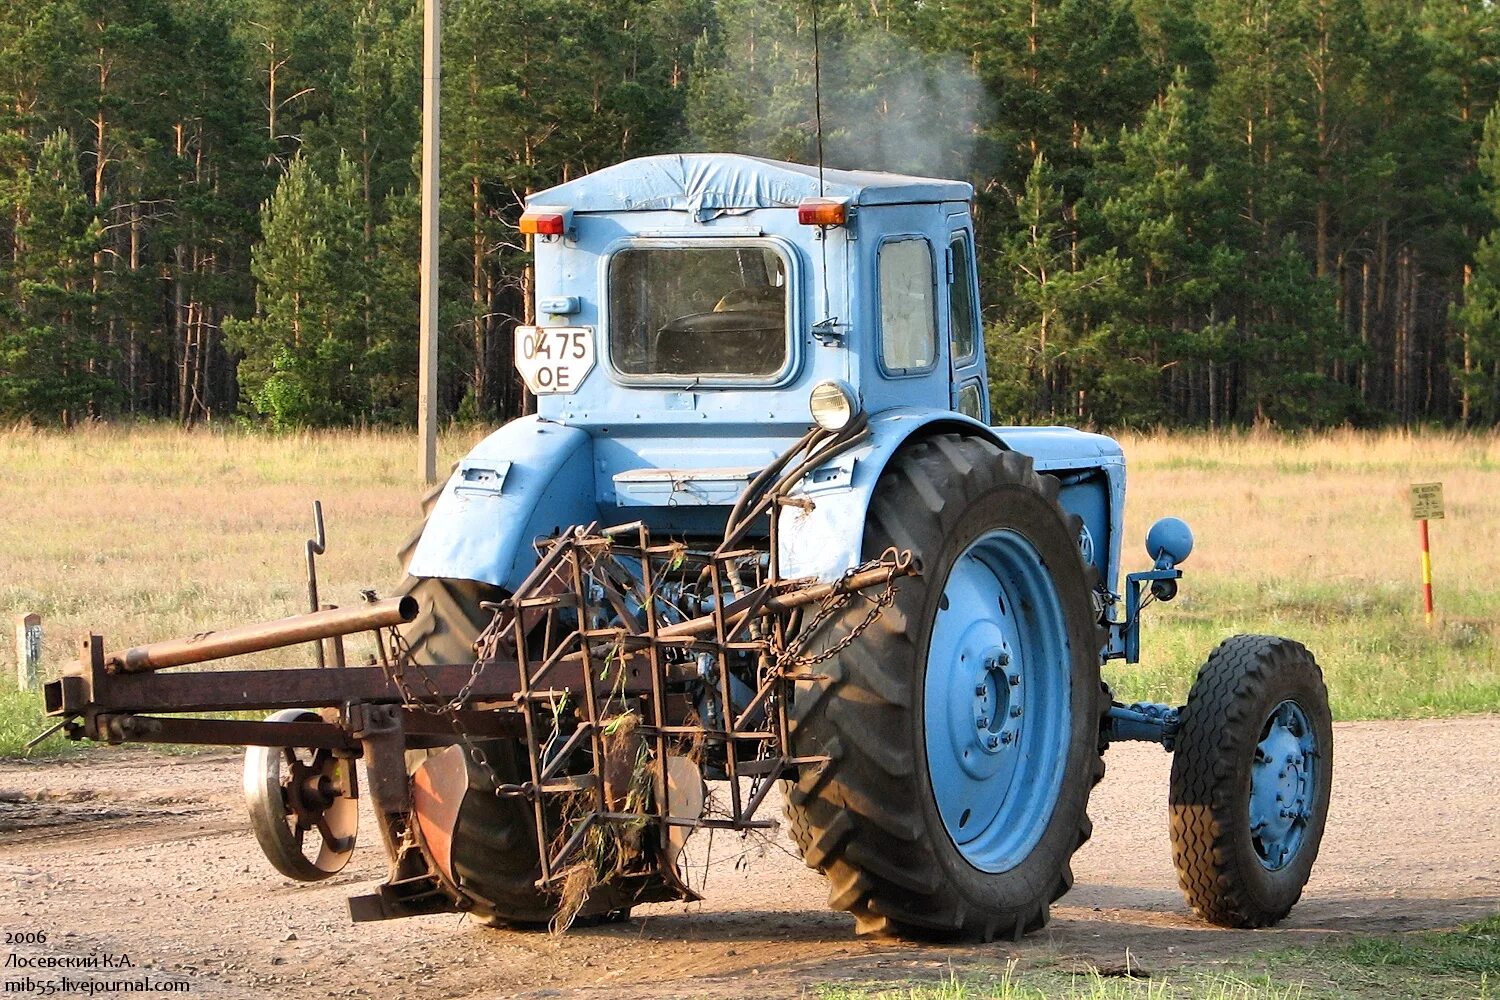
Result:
[0, 424, 1494, 754]
[0, 423, 488, 678]
[1120, 427, 1500, 591]
[1116, 428, 1500, 716]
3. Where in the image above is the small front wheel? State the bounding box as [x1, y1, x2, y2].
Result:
[1169, 635, 1332, 927]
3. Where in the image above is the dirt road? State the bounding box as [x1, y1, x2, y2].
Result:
[0, 718, 1495, 999]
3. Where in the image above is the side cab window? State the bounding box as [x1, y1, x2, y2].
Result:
[948, 232, 978, 363]
[878, 237, 938, 375]
[947, 228, 987, 421]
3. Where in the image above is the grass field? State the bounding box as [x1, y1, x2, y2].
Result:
[1113, 429, 1500, 718]
[0, 424, 1496, 755]
[813, 913, 1500, 999]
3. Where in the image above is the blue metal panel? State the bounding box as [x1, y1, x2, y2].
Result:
[778, 408, 1004, 581]
[530, 210, 853, 435]
[854, 205, 957, 418]
[778, 412, 1127, 591]
[945, 222, 988, 421]
[406, 416, 599, 590]
[993, 427, 1126, 596]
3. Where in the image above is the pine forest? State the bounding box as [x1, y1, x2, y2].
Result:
[2, 0, 1499, 430]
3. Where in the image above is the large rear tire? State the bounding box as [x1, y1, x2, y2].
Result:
[786, 434, 1106, 941]
[394, 486, 559, 926]
[394, 478, 500, 669]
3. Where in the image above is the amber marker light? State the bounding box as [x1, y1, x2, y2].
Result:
[519, 208, 570, 236]
[797, 198, 848, 227]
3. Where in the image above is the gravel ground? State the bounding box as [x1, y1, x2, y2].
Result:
[0, 717, 1495, 998]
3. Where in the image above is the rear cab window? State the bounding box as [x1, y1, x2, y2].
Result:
[607, 244, 791, 382]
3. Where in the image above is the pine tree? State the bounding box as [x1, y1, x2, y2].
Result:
[0, 129, 110, 423]
[1456, 106, 1500, 420]
[366, 171, 420, 423]
[160, 0, 266, 423]
[988, 153, 1127, 422]
[225, 153, 371, 427]
[919, 0, 1159, 195]
[1093, 71, 1242, 425]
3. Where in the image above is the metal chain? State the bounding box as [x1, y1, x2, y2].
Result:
[381, 623, 514, 798]
[778, 555, 900, 670]
[387, 623, 496, 716]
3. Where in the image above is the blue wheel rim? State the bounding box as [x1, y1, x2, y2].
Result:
[924, 528, 1072, 873]
[1249, 699, 1319, 871]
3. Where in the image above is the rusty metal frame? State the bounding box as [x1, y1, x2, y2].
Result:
[476, 519, 907, 887]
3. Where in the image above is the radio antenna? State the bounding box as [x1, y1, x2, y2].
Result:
[811, 0, 825, 196]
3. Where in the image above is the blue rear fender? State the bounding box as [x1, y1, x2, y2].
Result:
[777, 409, 1126, 598]
[777, 409, 1002, 582]
[406, 416, 599, 590]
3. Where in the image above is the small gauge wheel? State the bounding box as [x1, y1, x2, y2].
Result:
[244, 709, 359, 881]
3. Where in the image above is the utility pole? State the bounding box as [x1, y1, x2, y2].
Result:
[417, 0, 441, 484]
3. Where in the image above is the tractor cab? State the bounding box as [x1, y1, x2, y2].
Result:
[409, 153, 1128, 598]
[514, 153, 988, 432]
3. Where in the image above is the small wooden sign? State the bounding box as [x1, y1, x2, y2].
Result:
[1410, 482, 1445, 520]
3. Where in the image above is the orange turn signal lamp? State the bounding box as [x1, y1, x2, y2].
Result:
[519, 206, 573, 237]
[797, 198, 849, 227]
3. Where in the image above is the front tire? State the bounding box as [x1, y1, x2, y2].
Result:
[786, 435, 1106, 941]
[1169, 635, 1332, 928]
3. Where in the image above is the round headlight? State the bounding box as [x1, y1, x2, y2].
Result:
[809, 380, 859, 431]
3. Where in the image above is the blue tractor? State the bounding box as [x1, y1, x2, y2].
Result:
[49, 154, 1333, 941]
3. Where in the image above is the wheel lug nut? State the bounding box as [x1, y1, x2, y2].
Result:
[975, 684, 988, 696]
[997, 652, 1011, 666]
[1000, 731, 1014, 745]
[976, 717, 989, 729]
[986, 735, 1000, 749]
[1008, 674, 1020, 687]
[1010, 706, 1023, 718]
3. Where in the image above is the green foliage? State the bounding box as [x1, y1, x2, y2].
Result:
[0, 683, 78, 758]
[0, 129, 113, 424]
[987, 154, 1128, 422]
[0, 0, 1494, 429]
[1457, 107, 1500, 420]
[225, 154, 372, 428]
[1337, 914, 1500, 978]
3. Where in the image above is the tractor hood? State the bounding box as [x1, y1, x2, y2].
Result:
[531, 153, 973, 219]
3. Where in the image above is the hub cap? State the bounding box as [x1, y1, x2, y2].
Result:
[924, 529, 1072, 873]
[1249, 700, 1319, 871]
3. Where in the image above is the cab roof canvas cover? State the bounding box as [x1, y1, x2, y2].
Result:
[530, 153, 974, 218]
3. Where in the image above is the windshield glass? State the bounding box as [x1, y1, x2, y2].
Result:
[608, 245, 789, 379]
